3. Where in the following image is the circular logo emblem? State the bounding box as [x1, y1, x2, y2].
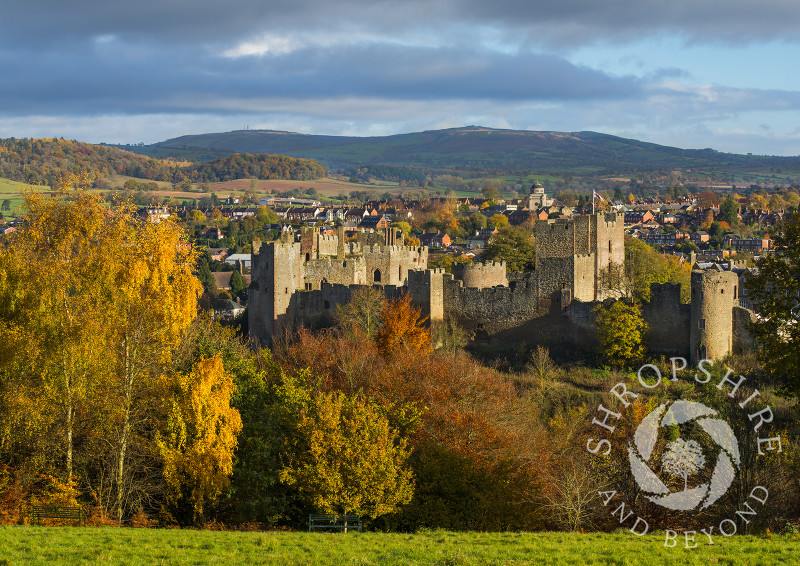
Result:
[628, 400, 740, 511]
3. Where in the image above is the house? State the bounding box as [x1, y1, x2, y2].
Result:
[624, 210, 655, 225]
[690, 231, 710, 244]
[466, 230, 495, 250]
[420, 232, 451, 248]
[359, 215, 390, 230]
[212, 271, 252, 290]
[199, 226, 224, 240]
[286, 207, 323, 221]
[728, 237, 771, 253]
[224, 253, 252, 269]
[206, 247, 229, 261]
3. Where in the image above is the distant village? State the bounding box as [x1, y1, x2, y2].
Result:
[90, 181, 793, 352]
[118, 182, 789, 282]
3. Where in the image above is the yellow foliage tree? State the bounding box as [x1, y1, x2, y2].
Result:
[0, 186, 201, 520]
[278, 375, 414, 518]
[593, 300, 648, 368]
[158, 356, 242, 523]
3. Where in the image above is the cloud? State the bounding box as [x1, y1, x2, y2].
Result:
[4, 0, 800, 50]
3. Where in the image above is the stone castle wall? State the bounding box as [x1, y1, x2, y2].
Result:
[690, 270, 738, 363]
[643, 282, 691, 357]
[452, 261, 508, 289]
[249, 215, 750, 361]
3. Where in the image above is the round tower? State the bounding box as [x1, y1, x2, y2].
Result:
[690, 269, 738, 363]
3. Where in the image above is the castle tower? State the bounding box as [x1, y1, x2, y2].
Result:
[534, 212, 623, 304]
[690, 269, 738, 363]
[249, 240, 303, 344]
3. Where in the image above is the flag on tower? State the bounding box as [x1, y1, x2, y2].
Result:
[593, 190, 605, 202]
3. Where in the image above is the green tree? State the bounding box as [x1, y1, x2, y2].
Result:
[719, 195, 739, 225]
[278, 375, 414, 518]
[744, 212, 800, 398]
[335, 287, 384, 338]
[488, 213, 509, 230]
[229, 270, 245, 298]
[1, 199, 10, 212]
[469, 212, 487, 231]
[593, 300, 647, 368]
[483, 227, 536, 272]
[482, 185, 501, 201]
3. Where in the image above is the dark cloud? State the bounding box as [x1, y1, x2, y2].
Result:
[0, 43, 640, 115]
[3, 0, 800, 48]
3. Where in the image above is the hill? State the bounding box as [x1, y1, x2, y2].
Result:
[119, 126, 800, 183]
[0, 138, 327, 188]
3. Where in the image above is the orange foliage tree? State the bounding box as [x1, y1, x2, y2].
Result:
[375, 294, 431, 358]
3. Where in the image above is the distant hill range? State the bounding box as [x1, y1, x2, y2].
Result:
[0, 138, 326, 187]
[118, 126, 800, 183]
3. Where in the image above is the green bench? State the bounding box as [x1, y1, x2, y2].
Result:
[308, 514, 362, 532]
[29, 505, 86, 526]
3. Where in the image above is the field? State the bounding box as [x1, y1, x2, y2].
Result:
[0, 527, 798, 565]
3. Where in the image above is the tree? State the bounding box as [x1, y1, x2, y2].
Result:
[158, 356, 242, 524]
[229, 270, 245, 298]
[1, 199, 10, 212]
[488, 213, 509, 230]
[482, 185, 500, 201]
[0, 186, 201, 521]
[278, 375, 414, 518]
[483, 227, 536, 272]
[391, 221, 412, 239]
[719, 195, 739, 225]
[593, 300, 647, 368]
[744, 212, 800, 398]
[661, 438, 705, 491]
[618, 237, 691, 302]
[188, 209, 206, 224]
[375, 294, 430, 358]
[335, 287, 384, 338]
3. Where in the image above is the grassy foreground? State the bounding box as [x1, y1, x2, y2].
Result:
[1, 527, 799, 565]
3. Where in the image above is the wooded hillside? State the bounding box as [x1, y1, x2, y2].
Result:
[0, 138, 326, 187]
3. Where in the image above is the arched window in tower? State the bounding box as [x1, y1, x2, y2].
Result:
[305, 253, 310, 262]
[373, 269, 382, 283]
[398, 265, 403, 280]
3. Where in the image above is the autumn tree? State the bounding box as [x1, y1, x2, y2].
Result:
[745, 212, 800, 398]
[375, 294, 430, 357]
[278, 375, 414, 518]
[0, 185, 201, 521]
[158, 356, 242, 524]
[593, 300, 647, 368]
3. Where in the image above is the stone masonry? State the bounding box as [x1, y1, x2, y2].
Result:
[248, 212, 751, 361]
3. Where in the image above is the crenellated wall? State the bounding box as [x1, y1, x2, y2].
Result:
[249, 218, 750, 361]
[452, 261, 508, 289]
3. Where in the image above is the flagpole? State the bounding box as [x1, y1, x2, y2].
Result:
[592, 190, 595, 215]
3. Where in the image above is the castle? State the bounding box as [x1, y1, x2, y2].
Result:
[249, 212, 753, 362]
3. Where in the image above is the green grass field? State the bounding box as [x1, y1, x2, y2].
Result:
[0, 527, 797, 565]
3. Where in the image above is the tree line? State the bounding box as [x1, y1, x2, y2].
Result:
[0, 138, 327, 188]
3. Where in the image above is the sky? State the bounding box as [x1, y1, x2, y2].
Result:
[3, 0, 800, 156]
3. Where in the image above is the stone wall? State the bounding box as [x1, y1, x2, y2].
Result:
[732, 306, 756, 353]
[452, 261, 508, 289]
[690, 270, 738, 363]
[643, 282, 691, 357]
[303, 257, 367, 288]
[442, 273, 539, 335]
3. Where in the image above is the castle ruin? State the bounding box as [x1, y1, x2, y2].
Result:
[248, 212, 753, 361]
